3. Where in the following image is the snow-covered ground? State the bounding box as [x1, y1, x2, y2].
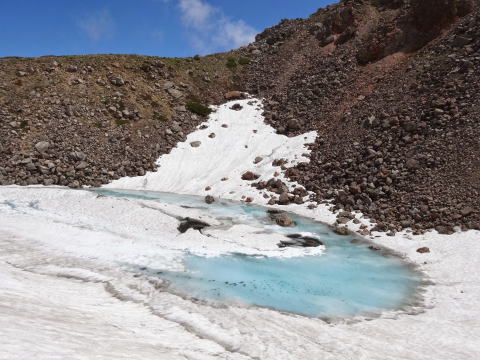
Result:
[1, 98, 479, 359]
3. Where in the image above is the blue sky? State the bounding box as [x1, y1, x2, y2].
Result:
[0, 0, 335, 58]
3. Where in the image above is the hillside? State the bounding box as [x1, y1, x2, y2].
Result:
[0, 52, 249, 187]
[247, 0, 479, 234]
[1, 0, 479, 234]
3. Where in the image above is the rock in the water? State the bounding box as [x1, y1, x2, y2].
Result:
[278, 233, 323, 248]
[334, 226, 350, 235]
[205, 195, 215, 204]
[275, 215, 295, 227]
[267, 209, 285, 215]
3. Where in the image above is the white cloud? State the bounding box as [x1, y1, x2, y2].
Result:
[176, 0, 257, 53]
[217, 18, 258, 49]
[179, 0, 215, 30]
[78, 9, 114, 41]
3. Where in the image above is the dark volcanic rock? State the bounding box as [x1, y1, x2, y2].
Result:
[278, 233, 323, 248]
[230, 103, 243, 111]
[204, 195, 215, 204]
[178, 218, 210, 233]
[241, 171, 260, 181]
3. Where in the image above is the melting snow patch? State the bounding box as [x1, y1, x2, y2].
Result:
[106, 98, 317, 204]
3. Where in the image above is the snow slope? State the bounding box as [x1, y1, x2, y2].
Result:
[1, 98, 479, 359]
[107, 98, 316, 201]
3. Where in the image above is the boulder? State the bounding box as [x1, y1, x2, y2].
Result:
[461, 207, 474, 217]
[405, 158, 419, 170]
[205, 195, 215, 204]
[254, 156, 263, 164]
[167, 88, 183, 99]
[178, 218, 210, 233]
[334, 226, 350, 236]
[275, 215, 295, 227]
[110, 76, 125, 86]
[278, 192, 290, 205]
[241, 171, 260, 181]
[35, 141, 50, 154]
[224, 91, 244, 100]
[278, 233, 323, 248]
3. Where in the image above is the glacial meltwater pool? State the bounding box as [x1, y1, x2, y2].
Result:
[94, 189, 424, 318]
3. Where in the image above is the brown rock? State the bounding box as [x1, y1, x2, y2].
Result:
[276, 215, 295, 227]
[224, 91, 244, 100]
[241, 171, 260, 181]
[334, 226, 350, 236]
[417, 247, 430, 253]
[205, 195, 215, 204]
[278, 192, 290, 205]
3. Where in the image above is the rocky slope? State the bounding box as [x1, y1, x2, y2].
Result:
[246, 0, 479, 234]
[0, 53, 249, 187]
[1, 0, 479, 234]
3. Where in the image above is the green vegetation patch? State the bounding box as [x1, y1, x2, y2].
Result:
[154, 111, 168, 122]
[226, 56, 237, 69]
[115, 119, 129, 126]
[186, 102, 212, 117]
[238, 57, 251, 65]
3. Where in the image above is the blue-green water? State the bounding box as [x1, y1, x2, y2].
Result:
[94, 188, 423, 318]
